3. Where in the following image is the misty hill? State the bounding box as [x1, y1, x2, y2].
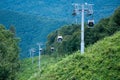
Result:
[0, 10, 68, 58]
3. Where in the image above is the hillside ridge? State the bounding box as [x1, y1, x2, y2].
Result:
[33, 31, 120, 80]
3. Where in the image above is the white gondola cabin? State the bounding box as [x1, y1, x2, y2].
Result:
[39, 48, 42, 52]
[57, 36, 63, 42]
[88, 19, 95, 28]
[87, 10, 93, 15]
[51, 47, 54, 52]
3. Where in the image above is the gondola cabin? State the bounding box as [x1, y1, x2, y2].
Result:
[31, 49, 35, 53]
[39, 48, 42, 52]
[87, 10, 93, 15]
[72, 9, 77, 16]
[51, 47, 54, 52]
[88, 19, 94, 28]
[57, 36, 63, 42]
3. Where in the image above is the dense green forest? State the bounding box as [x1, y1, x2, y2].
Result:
[0, 10, 68, 58]
[45, 6, 120, 56]
[0, 24, 20, 80]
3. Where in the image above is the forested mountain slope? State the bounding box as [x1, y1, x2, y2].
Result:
[0, 10, 67, 58]
[45, 6, 120, 55]
[0, 0, 119, 21]
[0, 0, 120, 58]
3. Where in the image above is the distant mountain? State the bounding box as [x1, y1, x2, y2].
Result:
[0, 0, 120, 22]
[0, 0, 120, 58]
[0, 10, 68, 58]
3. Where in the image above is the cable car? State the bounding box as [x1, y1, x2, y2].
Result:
[51, 47, 54, 52]
[72, 10, 77, 16]
[57, 36, 63, 42]
[31, 48, 35, 53]
[88, 19, 95, 28]
[32, 50, 35, 53]
[39, 48, 42, 52]
[87, 10, 93, 15]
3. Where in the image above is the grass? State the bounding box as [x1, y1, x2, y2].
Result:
[32, 31, 120, 80]
[17, 55, 63, 80]
[17, 31, 120, 80]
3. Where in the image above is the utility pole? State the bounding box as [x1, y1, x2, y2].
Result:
[29, 49, 32, 64]
[72, 3, 94, 54]
[81, 4, 85, 54]
[37, 43, 42, 70]
[30, 48, 35, 64]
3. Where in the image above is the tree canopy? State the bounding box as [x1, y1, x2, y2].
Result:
[45, 6, 120, 56]
[0, 24, 20, 80]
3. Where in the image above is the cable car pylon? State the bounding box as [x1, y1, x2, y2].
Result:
[72, 3, 94, 54]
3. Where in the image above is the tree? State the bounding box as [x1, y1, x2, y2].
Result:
[0, 24, 20, 80]
[45, 7, 120, 56]
[9, 25, 16, 37]
[112, 7, 120, 26]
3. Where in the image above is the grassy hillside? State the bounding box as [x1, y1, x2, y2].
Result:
[17, 55, 63, 80]
[0, 10, 68, 58]
[31, 31, 120, 80]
